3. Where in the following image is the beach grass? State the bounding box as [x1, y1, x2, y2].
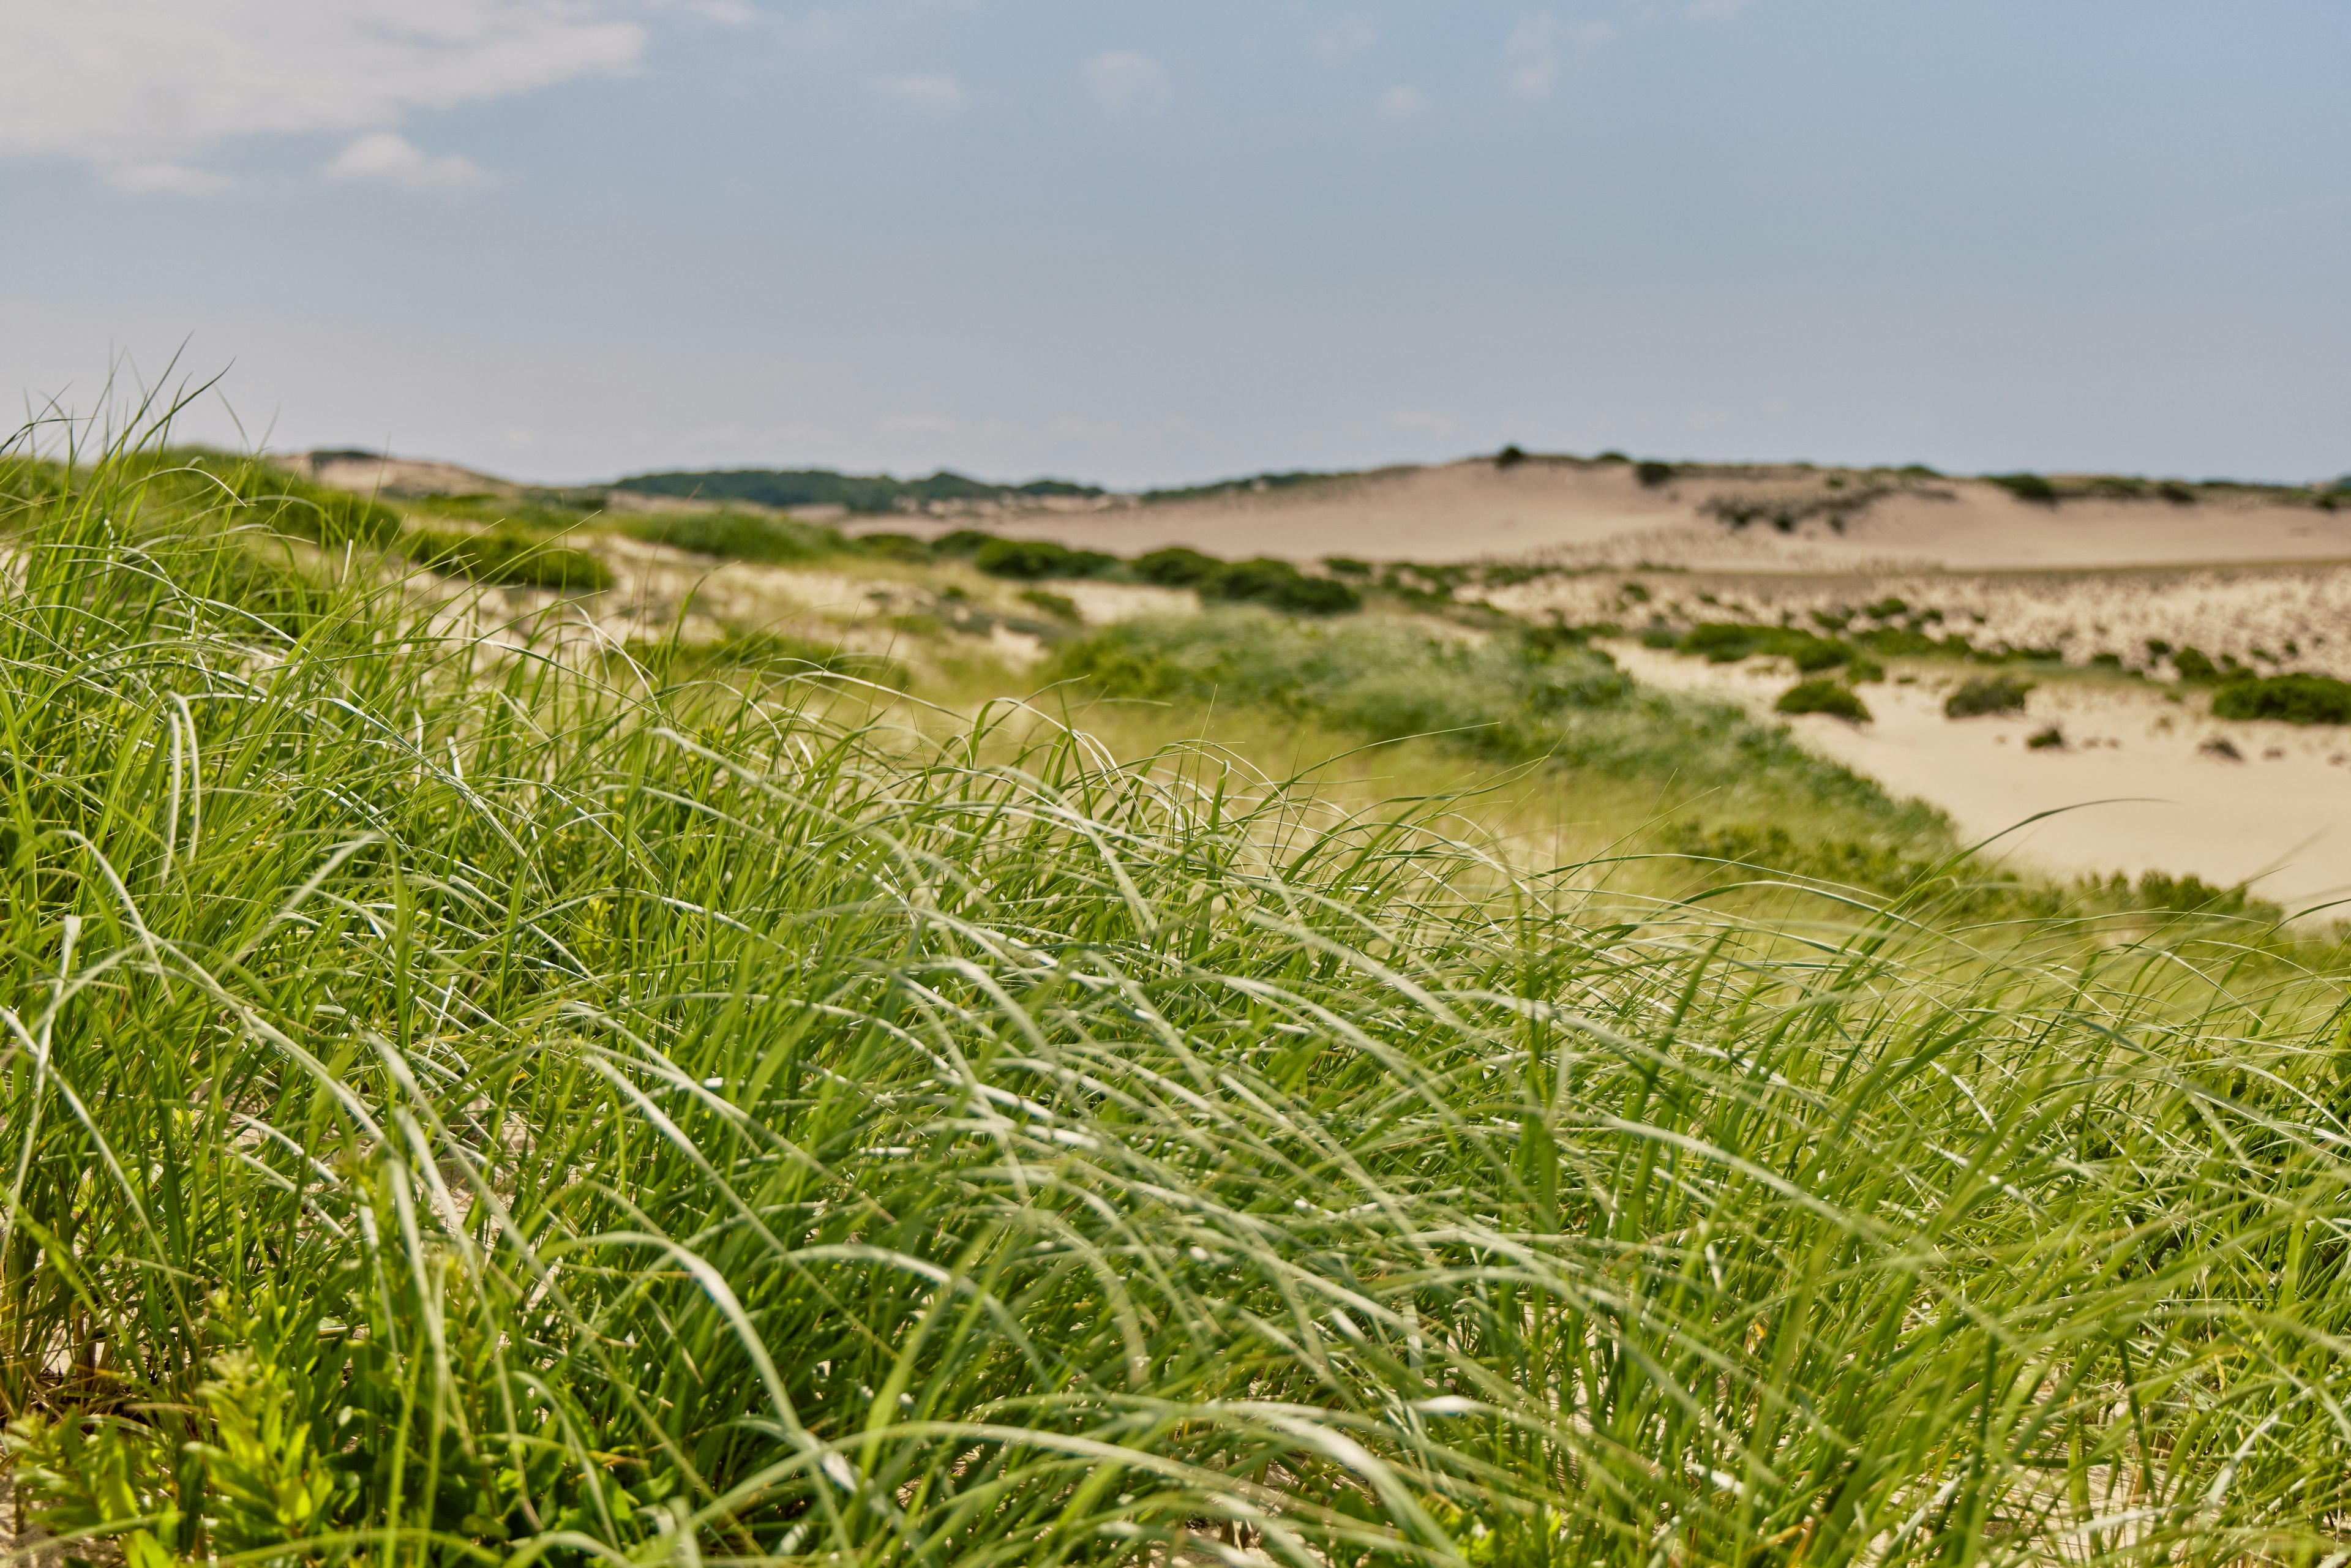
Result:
[1, 437, 2350, 1567]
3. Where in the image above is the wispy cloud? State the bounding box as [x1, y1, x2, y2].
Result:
[1082, 50, 1173, 119]
[869, 73, 969, 117]
[1379, 85, 1429, 121]
[0, 0, 644, 192]
[324, 133, 493, 192]
[1504, 14, 1614, 99]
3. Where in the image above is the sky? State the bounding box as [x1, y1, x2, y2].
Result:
[1, 1, 2347, 489]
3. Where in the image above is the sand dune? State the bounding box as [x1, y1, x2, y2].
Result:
[859, 458, 2349, 572]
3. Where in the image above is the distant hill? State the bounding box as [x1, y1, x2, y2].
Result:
[612, 467, 1104, 514]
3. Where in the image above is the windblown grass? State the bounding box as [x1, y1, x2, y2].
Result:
[1, 443, 2350, 1568]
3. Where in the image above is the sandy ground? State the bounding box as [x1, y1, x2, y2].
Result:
[1616, 645, 2351, 913]
[852, 459, 2349, 572]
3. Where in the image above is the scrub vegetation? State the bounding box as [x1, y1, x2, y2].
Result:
[2, 435, 2350, 1568]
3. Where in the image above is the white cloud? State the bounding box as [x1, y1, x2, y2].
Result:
[1504, 14, 1614, 99]
[102, 160, 235, 196]
[0, 0, 645, 187]
[1378, 85, 1428, 121]
[1687, 0, 1756, 16]
[869, 73, 969, 117]
[1311, 17, 1379, 62]
[324, 132, 493, 190]
[1082, 50, 1172, 119]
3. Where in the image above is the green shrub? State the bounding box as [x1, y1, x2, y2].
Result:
[1775, 680, 1871, 722]
[2132, 870, 2270, 917]
[1675, 621, 1854, 671]
[2210, 672, 2351, 725]
[931, 527, 996, 557]
[2159, 480, 2198, 505]
[2172, 646, 2224, 685]
[1944, 675, 2033, 718]
[620, 509, 844, 563]
[403, 528, 613, 591]
[1202, 557, 1360, 615]
[1635, 460, 1674, 488]
[2027, 725, 2065, 749]
[1496, 443, 1527, 468]
[846, 531, 934, 563]
[1132, 545, 1226, 587]
[1990, 471, 2058, 503]
[1323, 555, 1373, 578]
[972, 537, 1118, 580]
[1018, 587, 1082, 623]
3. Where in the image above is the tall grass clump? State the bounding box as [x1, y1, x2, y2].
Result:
[2, 437, 2351, 1567]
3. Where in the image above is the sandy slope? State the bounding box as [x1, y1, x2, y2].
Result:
[1617, 646, 2351, 912]
[860, 459, 2350, 572]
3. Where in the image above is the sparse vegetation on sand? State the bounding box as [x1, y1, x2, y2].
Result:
[1944, 673, 2036, 718]
[1774, 677, 1872, 722]
[7, 434, 2351, 1568]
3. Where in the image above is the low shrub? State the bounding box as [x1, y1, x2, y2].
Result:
[1776, 680, 1871, 722]
[2172, 646, 2225, 685]
[1203, 557, 1360, 615]
[1677, 621, 1856, 672]
[1018, 587, 1082, 623]
[1496, 443, 1527, 468]
[973, 537, 1119, 580]
[2210, 672, 2351, 725]
[620, 509, 843, 563]
[2134, 870, 2268, 917]
[1323, 555, 1373, 578]
[1635, 460, 1675, 488]
[1944, 675, 2033, 718]
[1133, 546, 1226, 587]
[845, 531, 934, 563]
[2159, 480, 2198, 505]
[2026, 725, 2065, 749]
[404, 528, 613, 592]
[931, 528, 996, 557]
[1989, 472, 2058, 503]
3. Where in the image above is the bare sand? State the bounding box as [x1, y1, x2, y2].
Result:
[1616, 645, 2351, 913]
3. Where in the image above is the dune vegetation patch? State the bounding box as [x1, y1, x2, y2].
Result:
[2210, 670, 2351, 724]
[1774, 677, 1872, 722]
[1944, 673, 2036, 718]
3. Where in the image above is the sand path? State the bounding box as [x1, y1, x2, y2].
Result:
[1615, 646, 2351, 914]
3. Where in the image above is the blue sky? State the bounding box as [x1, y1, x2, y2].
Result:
[2, 1, 2347, 487]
